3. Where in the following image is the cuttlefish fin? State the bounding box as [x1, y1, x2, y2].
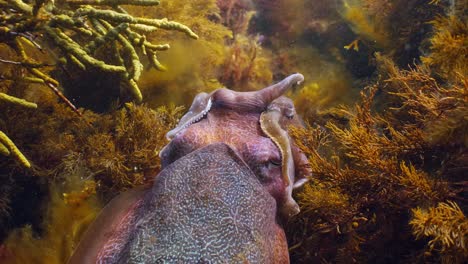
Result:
[68, 186, 150, 264]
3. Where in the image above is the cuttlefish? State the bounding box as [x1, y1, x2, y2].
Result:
[69, 73, 311, 263]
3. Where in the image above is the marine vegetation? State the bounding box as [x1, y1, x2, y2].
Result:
[131, 0, 233, 107]
[410, 201, 467, 263]
[0, 0, 198, 168]
[286, 55, 467, 262]
[0, 0, 467, 263]
[0, 93, 35, 168]
[0, 0, 198, 104]
[0, 97, 182, 260]
[2, 174, 99, 263]
[421, 14, 468, 80]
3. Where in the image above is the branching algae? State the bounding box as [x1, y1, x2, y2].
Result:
[287, 55, 467, 263]
[0, 0, 197, 166]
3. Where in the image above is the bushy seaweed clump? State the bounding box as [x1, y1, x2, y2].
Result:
[421, 14, 468, 80]
[217, 3, 274, 93]
[132, 0, 234, 107]
[0, 0, 198, 172]
[0, 88, 182, 261]
[0, 0, 198, 104]
[287, 51, 467, 264]
[137, 0, 275, 106]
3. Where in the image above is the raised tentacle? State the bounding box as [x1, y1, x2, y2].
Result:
[256, 73, 304, 106]
[166, 92, 212, 139]
[166, 73, 304, 140]
[211, 73, 304, 113]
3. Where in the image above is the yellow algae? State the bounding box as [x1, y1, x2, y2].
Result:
[344, 39, 360, 51]
[410, 201, 468, 262]
[2, 178, 100, 264]
[340, 0, 389, 47]
[130, 0, 232, 107]
[287, 55, 464, 261]
[0, 131, 31, 168]
[421, 15, 468, 79]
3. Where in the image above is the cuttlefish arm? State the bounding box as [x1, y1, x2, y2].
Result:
[260, 110, 294, 187]
[260, 103, 299, 217]
[166, 92, 213, 140]
[166, 74, 305, 140]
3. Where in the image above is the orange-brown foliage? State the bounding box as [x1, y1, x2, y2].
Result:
[287, 58, 465, 262]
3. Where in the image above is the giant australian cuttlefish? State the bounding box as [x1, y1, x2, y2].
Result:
[68, 73, 311, 263]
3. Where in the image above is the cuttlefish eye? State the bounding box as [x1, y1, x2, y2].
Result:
[268, 159, 282, 167]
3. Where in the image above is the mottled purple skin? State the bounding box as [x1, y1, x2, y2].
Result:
[69, 74, 310, 264]
[70, 144, 289, 263]
[162, 108, 290, 212]
[161, 74, 310, 218]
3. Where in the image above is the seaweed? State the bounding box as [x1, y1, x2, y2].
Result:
[219, 35, 273, 91]
[0, 0, 197, 102]
[1, 162, 100, 264]
[0, 91, 37, 167]
[286, 57, 466, 262]
[0, 0, 198, 168]
[217, 0, 256, 38]
[84, 103, 184, 191]
[340, 0, 390, 48]
[130, 0, 233, 107]
[421, 15, 468, 80]
[410, 201, 467, 263]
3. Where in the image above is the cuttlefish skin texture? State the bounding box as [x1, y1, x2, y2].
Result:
[71, 144, 289, 263]
[69, 74, 310, 263]
[162, 73, 310, 217]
